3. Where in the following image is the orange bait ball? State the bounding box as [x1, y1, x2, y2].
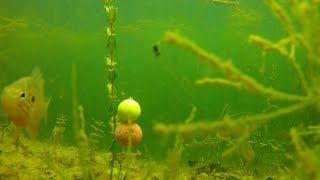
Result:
[115, 123, 143, 147]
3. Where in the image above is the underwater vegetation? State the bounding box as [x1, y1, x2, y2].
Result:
[1, 0, 320, 179]
[154, 0, 320, 179]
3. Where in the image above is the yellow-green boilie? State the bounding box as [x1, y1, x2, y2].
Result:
[117, 97, 141, 123]
[115, 98, 143, 147]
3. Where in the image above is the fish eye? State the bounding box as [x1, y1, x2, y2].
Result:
[32, 96, 35, 102]
[20, 92, 26, 99]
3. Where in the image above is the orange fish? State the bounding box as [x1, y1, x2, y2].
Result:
[1, 67, 50, 138]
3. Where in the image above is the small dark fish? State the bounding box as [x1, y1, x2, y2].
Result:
[152, 43, 160, 57]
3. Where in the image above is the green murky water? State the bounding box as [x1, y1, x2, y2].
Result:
[1, 0, 319, 179]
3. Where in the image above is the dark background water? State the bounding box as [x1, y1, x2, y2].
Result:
[0, 0, 306, 166]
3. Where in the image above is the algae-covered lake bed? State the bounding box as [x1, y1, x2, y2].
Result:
[0, 132, 288, 179]
[1, 0, 320, 179]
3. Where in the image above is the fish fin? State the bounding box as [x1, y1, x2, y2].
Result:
[42, 97, 51, 125]
[12, 127, 22, 145]
[44, 97, 51, 125]
[26, 120, 39, 140]
[30, 66, 44, 89]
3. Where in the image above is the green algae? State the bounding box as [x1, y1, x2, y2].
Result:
[1, 0, 320, 179]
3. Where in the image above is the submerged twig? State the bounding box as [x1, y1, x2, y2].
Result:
[158, 1, 320, 178]
[165, 31, 306, 102]
[208, 0, 239, 5]
[154, 96, 320, 138]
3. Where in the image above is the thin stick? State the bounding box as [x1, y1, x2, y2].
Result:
[209, 0, 239, 5]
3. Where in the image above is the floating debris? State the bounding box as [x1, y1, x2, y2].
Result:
[152, 43, 160, 57]
[209, 0, 239, 5]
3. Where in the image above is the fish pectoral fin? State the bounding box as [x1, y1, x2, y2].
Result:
[44, 97, 51, 125]
[12, 127, 22, 145]
[26, 121, 39, 139]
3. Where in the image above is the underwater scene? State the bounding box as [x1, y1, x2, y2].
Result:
[1, 0, 320, 179]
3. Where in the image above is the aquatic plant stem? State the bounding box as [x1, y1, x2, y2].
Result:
[154, 96, 320, 139]
[290, 128, 320, 179]
[104, 0, 122, 179]
[163, 107, 196, 179]
[164, 31, 306, 101]
[158, 0, 320, 178]
[248, 35, 310, 95]
[71, 64, 94, 179]
[265, 0, 296, 37]
[71, 63, 79, 140]
[71, 64, 88, 178]
[125, 118, 133, 179]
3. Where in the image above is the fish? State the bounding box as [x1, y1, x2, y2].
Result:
[1, 67, 50, 138]
[152, 43, 160, 57]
